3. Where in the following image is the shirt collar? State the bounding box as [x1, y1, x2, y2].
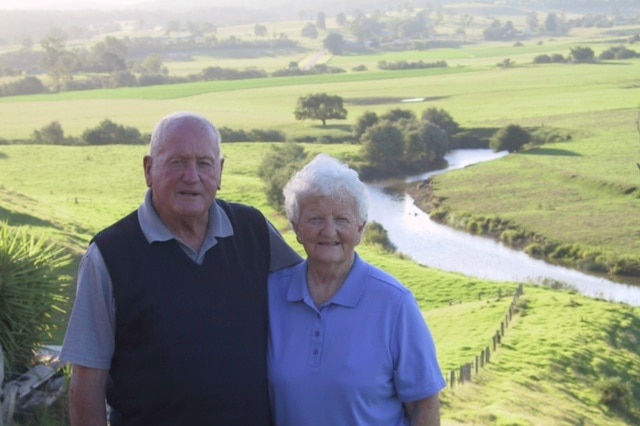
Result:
[286, 253, 368, 308]
[137, 189, 234, 244]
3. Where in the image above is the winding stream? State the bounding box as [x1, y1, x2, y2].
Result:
[365, 149, 640, 307]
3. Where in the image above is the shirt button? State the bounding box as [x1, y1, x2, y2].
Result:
[313, 348, 318, 355]
[315, 330, 320, 337]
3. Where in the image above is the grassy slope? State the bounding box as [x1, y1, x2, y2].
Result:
[1, 142, 638, 425]
[1, 11, 640, 424]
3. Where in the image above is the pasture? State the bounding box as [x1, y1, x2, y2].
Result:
[1, 9, 639, 424]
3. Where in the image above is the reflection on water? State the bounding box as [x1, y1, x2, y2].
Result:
[365, 149, 640, 306]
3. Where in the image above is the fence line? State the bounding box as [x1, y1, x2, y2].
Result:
[443, 284, 524, 390]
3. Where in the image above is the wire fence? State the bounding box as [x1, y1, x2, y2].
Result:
[443, 284, 524, 390]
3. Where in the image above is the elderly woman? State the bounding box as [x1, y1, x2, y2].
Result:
[268, 154, 446, 426]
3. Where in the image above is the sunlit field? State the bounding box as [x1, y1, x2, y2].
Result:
[1, 6, 639, 424]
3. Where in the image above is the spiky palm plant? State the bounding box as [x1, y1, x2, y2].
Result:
[0, 221, 70, 377]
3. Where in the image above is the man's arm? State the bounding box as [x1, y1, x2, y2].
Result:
[69, 365, 109, 426]
[404, 394, 441, 426]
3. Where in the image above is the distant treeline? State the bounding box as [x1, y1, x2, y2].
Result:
[0, 62, 348, 98]
[0, 119, 287, 146]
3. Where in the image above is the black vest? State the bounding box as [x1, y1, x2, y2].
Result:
[94, 200, 271, 426]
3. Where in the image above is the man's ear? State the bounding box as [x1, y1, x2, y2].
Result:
[143, 155, 152, 187]
[218, 158, 225, 190]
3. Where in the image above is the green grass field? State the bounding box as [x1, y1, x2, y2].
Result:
[1, 11, 639, 425]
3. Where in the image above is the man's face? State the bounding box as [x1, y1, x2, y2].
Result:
[144, 123, 223, 227]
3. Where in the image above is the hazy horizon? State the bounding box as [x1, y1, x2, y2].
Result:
[0, 0, 150, 10]
[0, 0, 299, 11]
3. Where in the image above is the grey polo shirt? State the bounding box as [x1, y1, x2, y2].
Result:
[60, 190, 301, 369]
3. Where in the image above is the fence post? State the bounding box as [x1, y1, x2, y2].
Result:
[449, 370, 455, 389]
[475, 355, 479, 374]
[459, 366, 465, 384]
[485, 346, 491, 364]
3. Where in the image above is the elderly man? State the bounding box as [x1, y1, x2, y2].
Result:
[61, 112, 301, 425]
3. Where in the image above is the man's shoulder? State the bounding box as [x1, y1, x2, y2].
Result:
[216, 199, 264, 218]
[94, 210, 139, 241]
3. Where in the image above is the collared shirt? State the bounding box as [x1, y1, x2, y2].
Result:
[60, 191, 301, 369]
[268, 253, 446, 426]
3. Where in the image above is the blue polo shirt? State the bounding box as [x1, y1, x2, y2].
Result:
[268, 253, 446, 426]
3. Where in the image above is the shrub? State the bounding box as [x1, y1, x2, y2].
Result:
[0, 76, 46, 97]
[0, 222, 70, 376]
[219, 127, 249, 142]
[31, 121, 66, 145]
[82, 119, 145, 145]
[421, 107, 460, 136]
[533, 54, 552, 64]
[449, 131, 487, 149]
[596, 377, 632, 410]
[490, 124, 531, 152]
[258, 143, 308, 212]
[248, 128, 286, 142]
[362, 222, 396, 252]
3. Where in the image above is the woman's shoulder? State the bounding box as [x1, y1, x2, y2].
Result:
[357, 256, 411, 297]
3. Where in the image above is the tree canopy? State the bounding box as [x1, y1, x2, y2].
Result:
[294, 93, 347, 126]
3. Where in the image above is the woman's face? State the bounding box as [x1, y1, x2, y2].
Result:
[293, 195, 365, 268]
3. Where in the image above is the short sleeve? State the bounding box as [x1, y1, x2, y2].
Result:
[392, 292, 446, 402]
[60, 243, 115, 370]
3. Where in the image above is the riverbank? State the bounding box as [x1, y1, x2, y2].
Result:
[407, 177, 640, 281]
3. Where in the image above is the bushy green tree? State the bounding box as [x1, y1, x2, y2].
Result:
[323, 33, 344, 54]
[490, 124, 531, 153]
[294, 93, 347, 126]
[301, 22, 318, 39]
[421, 107, 460, 136]
[0, 222, 70, 375]
[39, 37, 77, 92]
[360, 121, 404, 174]
[570, 46, 595, 63]
[254, 24, 268, 37]
[82, 119, 145, 145]
[380, 108, 416, 123]
[402, 121, 449, 171]
[258, 143, 307, 212]
[31, 121, 65, 144]
[353, 111, 379, 140]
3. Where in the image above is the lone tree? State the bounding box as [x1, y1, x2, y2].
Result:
[294, 93, 347, 126]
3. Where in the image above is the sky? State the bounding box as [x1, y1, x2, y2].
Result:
[0, 0, 150, 10]
[0, 0, 296, 10]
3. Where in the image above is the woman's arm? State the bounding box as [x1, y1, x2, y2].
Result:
[404, 393, 441, 426]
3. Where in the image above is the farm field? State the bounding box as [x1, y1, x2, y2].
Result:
[1, 3, 640, 424]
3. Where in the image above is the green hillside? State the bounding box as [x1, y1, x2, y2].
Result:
[1, 2, 639, 424]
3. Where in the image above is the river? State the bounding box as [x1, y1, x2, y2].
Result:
[365, 149, 640, 307]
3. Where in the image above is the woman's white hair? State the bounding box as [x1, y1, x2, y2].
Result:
[149, 111, 223, 157]
[284, 154, 369, 225]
